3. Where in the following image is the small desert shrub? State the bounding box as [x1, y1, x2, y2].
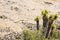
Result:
[23, 29, 44, 40]
[23, 29, 60, 40]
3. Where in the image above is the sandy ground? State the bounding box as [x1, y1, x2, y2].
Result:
[0, 0, 60, 40]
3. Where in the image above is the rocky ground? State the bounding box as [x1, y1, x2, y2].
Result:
[0, 0, 60, 40]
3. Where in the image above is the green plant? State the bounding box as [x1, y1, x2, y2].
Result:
[41, 10, 48, 16]
[41, 10, 48, 28]
[34, 16, 40, 30]
[50, 24, 56, 37]
[52, 30, 60, 40]
[45, 15, 53, 38]
[23, 28, 60, 40]
[23, 10, 59, 40]
[53, 14, 58, 20]
[23, 29, 39, 40]
[45, 14, 58, 38]
[41, 10, 49, 36]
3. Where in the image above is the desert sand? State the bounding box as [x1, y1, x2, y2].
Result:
[0, 0, 60, 40]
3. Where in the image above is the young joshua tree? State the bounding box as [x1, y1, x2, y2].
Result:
[50, 24, 56, 37]
[41, 10, 48, 28]
[50, 14, 58, 37]
[45, 14, 58, 38]
[34, 16, 40, 30]
[41, 10, 48, 35]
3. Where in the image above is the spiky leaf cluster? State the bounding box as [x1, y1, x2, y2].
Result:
[51, 24, 56, 29]
[41, 10, 48, 16]
[34, 16, 40, 21]
[49, 14, 58, 20]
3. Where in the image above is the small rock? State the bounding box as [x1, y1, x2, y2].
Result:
[44, 1, 53, 5]
[0, 15, 7, 19]
[14, 7, 19, 11]
[11, 6, 13, 10]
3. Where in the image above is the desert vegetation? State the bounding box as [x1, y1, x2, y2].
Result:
[23, 10, 60, 40]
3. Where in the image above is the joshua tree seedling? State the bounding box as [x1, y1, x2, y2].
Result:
[50, 24, 56, 37]
[41, 10, 48, 28]
[45, 14, 58, 38]
[53, 14, 58, 20]
[34, 16, 40, 30]
[41, 10, 48, 35]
